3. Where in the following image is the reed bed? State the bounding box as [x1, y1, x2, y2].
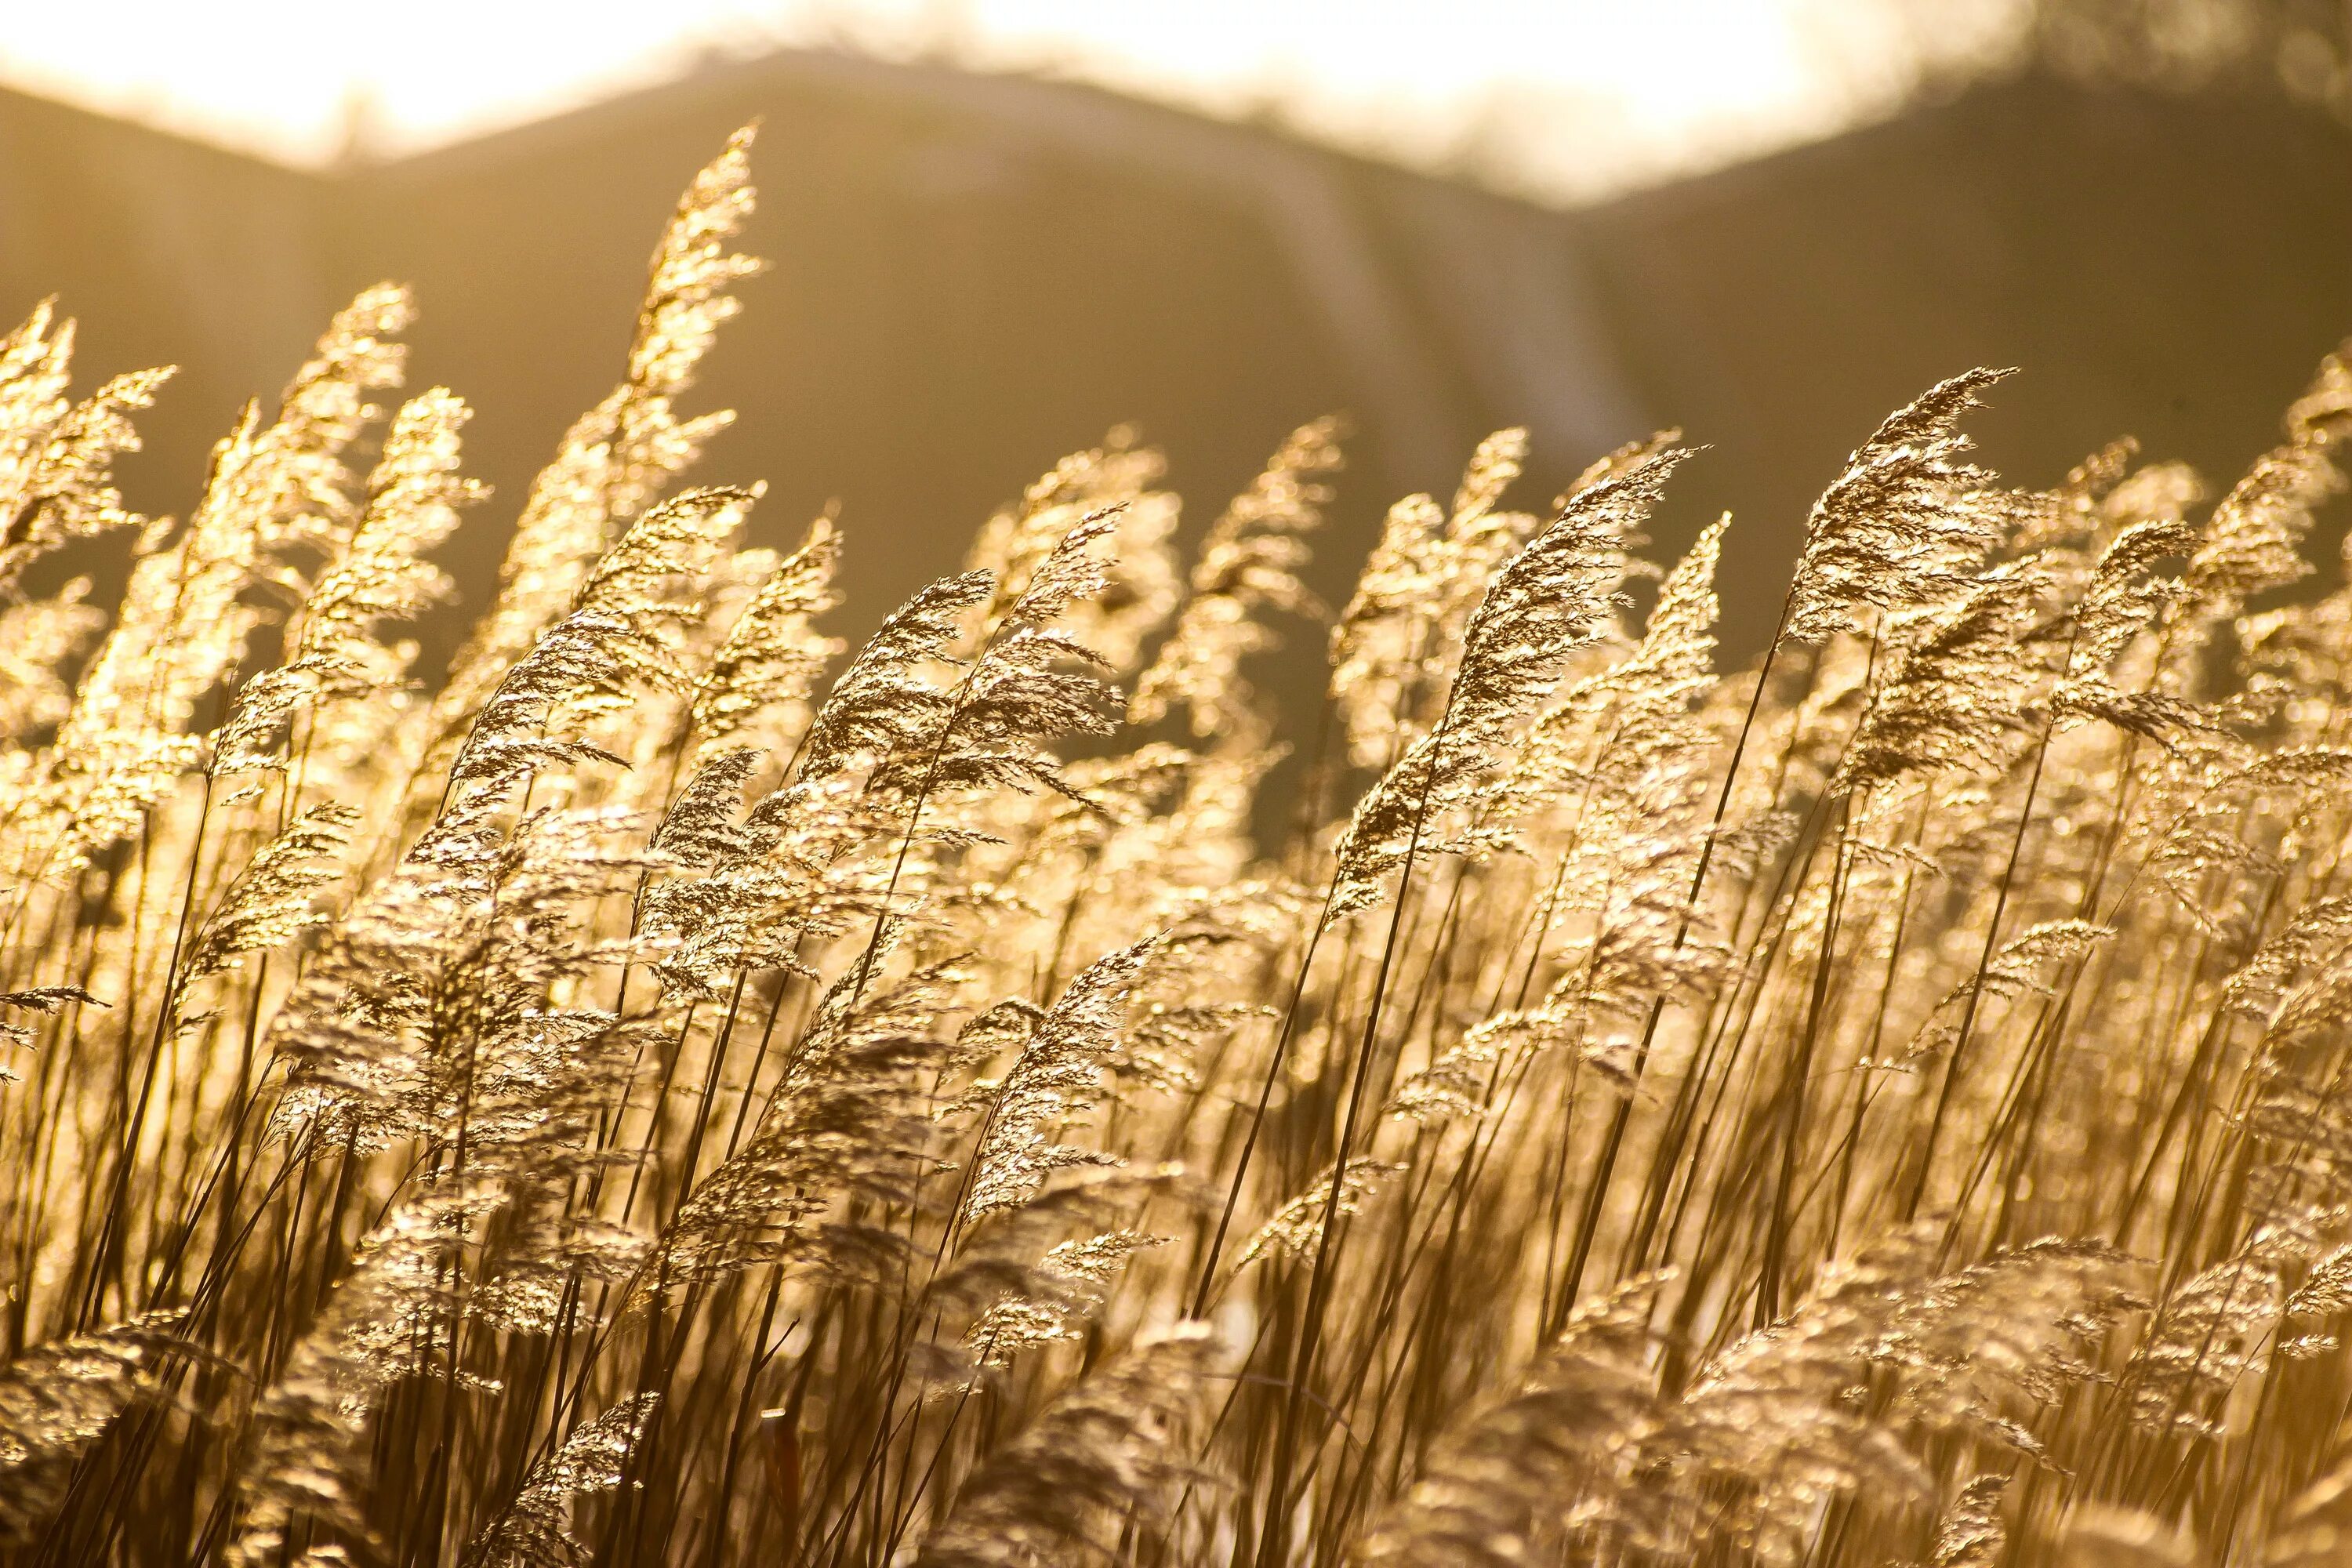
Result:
[2, 125, 2351, 1567]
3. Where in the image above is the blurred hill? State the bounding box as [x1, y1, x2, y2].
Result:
[5, 47, 2352, 684]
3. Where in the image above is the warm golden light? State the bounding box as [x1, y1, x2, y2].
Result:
[11, 11, 2352, 1566]
[0, 0, 2023, 198]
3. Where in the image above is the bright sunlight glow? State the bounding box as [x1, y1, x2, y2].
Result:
[0, 0, 2028, 201]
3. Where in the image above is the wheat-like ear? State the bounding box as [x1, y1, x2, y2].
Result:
[441, 486, 752, 813]
[179, 802, 358, 990]
[1913, 1474, 2009, 1568]
[228, 1186, 499, 1567]
[1662, 1230, 1947, 1561]
[0, 1310, 183, 1548]
[649, 954, 965, 1292]
[1665, 1232, 2145, 1561]
[1832, 556, 2057, 793]
[1237, 1156, 1401, 1268]
[0, 299, 175, 598]
[1327, 450, 1682, 925]
[689, 512, 844, 754]
[651, 744, 765, 869]
[2285, 1243, 2352, 1319]
[1354, 1275, 1666, 1568]
[1326, 427, 1555, 768]
[910, 1320, 1220, 1568]
[0, 579, 106, 745]
[1430, 428, 1551, 658]
[1934, 920, 2116, 1012]
[958, 1229, 1170, 1371]
[963, 434, 1177, 673]
[1453, 425, 1530, 522]
[251, 283, 416, 553]
[1132, 416, 1341, 741]
[637, 598, 977, 987]
[1786, 368, 2042, 644]
[923, 1167, 1193, 1392]
[1617, 508, 1726, 702]
[2125, 1228, 2299, 1437]
[793, 571, 994, 789]
[2049, 481, 2217, 742]
[212, 386, 482, 779]
[1330, 489, 1447, 766]
[644, 1026, 941, 1292]
[1560, 427, 1685, 504]
[0, 984, 104, 1080]
[1493, 512, 1726, 838]
[2178, 340, 2352, 629]
[37, 288, 411, 865]
[1388, 1007, 1566, 1125]
[462, 1394, 661, 1568]
[2143, 746, 2352, 937]
[2074, 503, 2198, 670]
[855, 508, 1130, 822]
[419, 125, 762, 774]
[1867, 1237, 2142, 1463]
[960, 937, 1156, 1227]
[1435, 448, 1682, 756]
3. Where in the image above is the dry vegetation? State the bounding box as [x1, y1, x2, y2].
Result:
[5, 125, 2352, 1567]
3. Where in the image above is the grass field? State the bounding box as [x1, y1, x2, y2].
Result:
[2, 125, 2351, 1567]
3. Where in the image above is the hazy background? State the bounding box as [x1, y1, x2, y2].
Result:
[5, 0, 2350, 699]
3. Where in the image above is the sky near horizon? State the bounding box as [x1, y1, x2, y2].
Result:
[0, 1, 2025, 202]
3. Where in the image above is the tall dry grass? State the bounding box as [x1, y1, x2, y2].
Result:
[1, 125, 2350, 1567]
